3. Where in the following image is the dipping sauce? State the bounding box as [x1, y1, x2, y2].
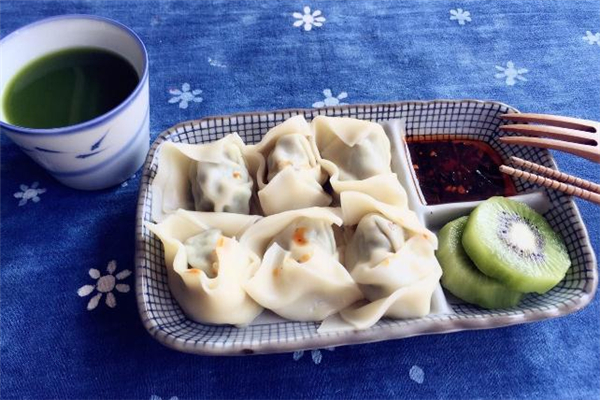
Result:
[407, 140, 517, 205]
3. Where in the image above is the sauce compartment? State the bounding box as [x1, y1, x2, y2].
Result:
[406, 139, 516, 205]
[382, 117, 550, 229]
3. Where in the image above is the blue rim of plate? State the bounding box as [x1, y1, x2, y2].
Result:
[135, 100, 598, 355]
[0, 14, 149, 136]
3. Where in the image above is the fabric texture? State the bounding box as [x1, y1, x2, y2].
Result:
[1, 1, 599, 399]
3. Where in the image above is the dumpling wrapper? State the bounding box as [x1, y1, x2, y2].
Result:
[344, 213, 406, 274]
[241, 207, 363, 321]
[184, 228, 222, 275]
[245, 115, 331, 215]
[151, 134, 254, 222]
[319, 192, 443, 331]
[312, 116, 408, 206]
[340, 191, 437, 248]
[241, 207, 343, 257]
[146, 210, 263, 326]
[246, 243, 362, 321]
[341, 235, 442, 329]
[188, 141, 252, 214]
[257, 167, 331, 216]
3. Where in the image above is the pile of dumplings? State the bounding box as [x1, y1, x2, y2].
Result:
[148, 115, 442, 331]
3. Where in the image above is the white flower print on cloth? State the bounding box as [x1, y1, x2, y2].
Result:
[582, 31, 600, 46]
[14, 182, 46, 206]
[77, 260, 131, 310]
[495, 61, 528, 86]
[292, 347, 335, 364]
[208, 57, 227, 68]
[312, 89, 348, 108]
[150, 396, 178, 400]
[169, 83, 203, 109]
[409, 365, 425, 384]
[293, 6, 326, 31]
[449, 8, 471, 25]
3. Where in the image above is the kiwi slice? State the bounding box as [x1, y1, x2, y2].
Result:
[437, 216, 523, 309]
[462, 196, 571, 294]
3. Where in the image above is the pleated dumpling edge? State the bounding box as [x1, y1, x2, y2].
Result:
[311, 115, 409, 207]
[319, 192, 443, 331]
[146, 210, 263, 327]
[244, 115, 331, 215]
[241, 207, 363, 321]
[150, 134, 256, 222]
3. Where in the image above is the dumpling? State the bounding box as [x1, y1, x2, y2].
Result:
[330, 192, 442, 330]
[146, 210, 263, 326]
[189, 140, 253, 213]
[241, 207, 363, 321]
[312, 116, 408, 206]
[245, 115, 331, 215]
[151, 134, 254, 222]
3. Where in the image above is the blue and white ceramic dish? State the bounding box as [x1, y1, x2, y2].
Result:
[135, 100, 597, 355]
[0, 15, 149, 190]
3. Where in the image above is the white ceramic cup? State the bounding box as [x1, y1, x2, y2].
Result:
[0, 15, 149, 190]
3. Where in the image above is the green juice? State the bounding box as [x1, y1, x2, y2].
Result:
[2, 47, 139, 129]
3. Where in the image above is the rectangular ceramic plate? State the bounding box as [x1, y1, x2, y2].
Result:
[135, 100, 598, 355]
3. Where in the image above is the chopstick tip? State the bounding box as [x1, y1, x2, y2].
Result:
[509, 156, 525, 166]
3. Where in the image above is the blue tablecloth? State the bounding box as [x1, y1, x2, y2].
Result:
[1, 1, 599, 399]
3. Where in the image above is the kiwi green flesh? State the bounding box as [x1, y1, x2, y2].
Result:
[462, 196, 571, 294]
[437, 216, 523, 309]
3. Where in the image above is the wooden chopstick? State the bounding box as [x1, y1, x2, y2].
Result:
[510, 156, 600, 193]
[500, 161, 600, 205]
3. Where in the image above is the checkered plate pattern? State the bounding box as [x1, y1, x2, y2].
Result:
[135, 100, 597, 355]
